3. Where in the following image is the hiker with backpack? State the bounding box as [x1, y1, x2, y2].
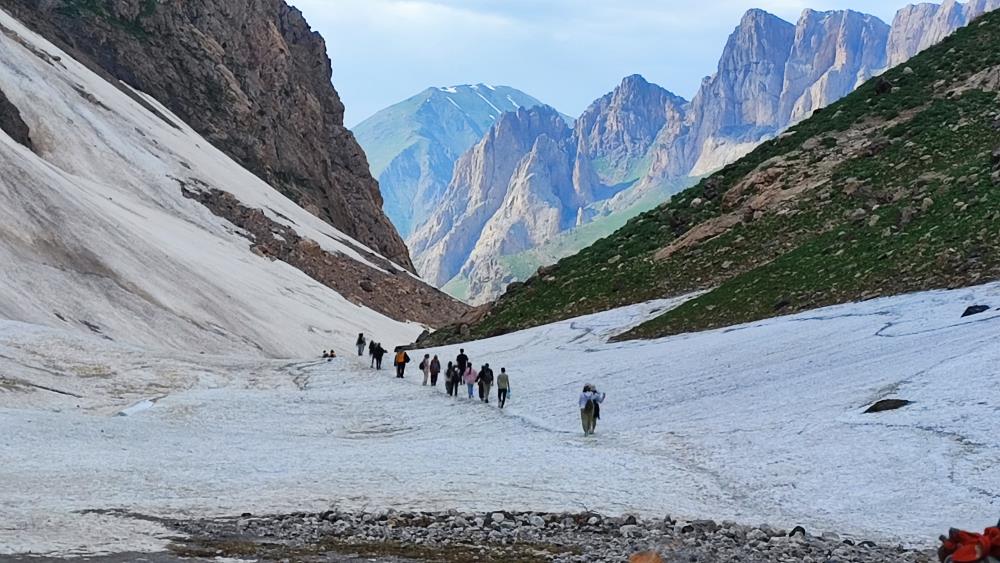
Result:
[356, 333, 366, 357]
[419, 354, 431, 385]
[497, 367, 510, 408]
[476, 363, 494, 403]
[462, 362, 478, 399]
[429, 355, 441, 387]
[368, 340, 377, 367]
[444, 361, 456, 395]
[579, 384, 606, 436]
[373, 343, 386, 370]
[394, 348, 410, 378]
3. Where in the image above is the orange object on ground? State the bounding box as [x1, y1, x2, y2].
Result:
[629, 552, 663, 563]
[939, 526, 1000, 562]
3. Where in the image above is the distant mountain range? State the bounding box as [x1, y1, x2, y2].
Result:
[353, 84, 557, 238]
[421, 3, 1000, 344]
[361, 0, 1000, 304]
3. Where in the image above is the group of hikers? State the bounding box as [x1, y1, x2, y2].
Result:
[382, 346, 514, 408]
[344, 334, 606, 432]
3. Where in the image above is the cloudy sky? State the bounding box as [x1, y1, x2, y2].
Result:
[290, 0, 911, 126]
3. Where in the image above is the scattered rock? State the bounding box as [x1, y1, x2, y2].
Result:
[961, 305, 990, 317]
[903, 66, 914, 75]
[921, 197, 935, 212]
[875, 77, 894, 95]
[0, 87, 33, 151]
[865, 399, 912, 413]
[167, 509, 933, 563]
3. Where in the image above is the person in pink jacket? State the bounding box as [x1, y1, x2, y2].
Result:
[462, 363, 478, 399]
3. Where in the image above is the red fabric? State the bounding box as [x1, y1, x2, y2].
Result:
[939, 527, 1000, 562]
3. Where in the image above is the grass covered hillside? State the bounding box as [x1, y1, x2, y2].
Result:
[423, 10, 1000, 344]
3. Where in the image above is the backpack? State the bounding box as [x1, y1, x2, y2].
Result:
[939, 525, 1000, 562]
[395, 351, 407, 364]
[419, 360, 426, 370]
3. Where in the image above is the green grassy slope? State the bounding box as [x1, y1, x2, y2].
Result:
[422, 11, 1000, 344]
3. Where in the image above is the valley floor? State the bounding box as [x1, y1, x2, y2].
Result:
[2, 285, 1000, 557]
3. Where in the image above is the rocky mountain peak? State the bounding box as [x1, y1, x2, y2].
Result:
[576, 74, 687, 186]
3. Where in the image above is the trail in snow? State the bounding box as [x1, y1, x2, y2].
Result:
[2, 285, 1000, 556]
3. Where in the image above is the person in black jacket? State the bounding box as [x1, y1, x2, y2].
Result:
[444, 361, 456, 396]
[356, 333, 367, 357]
[368, 340, 377, 367]
[373, 343, 386, 370]
[476, 363, 494, 403]
[456, 349, 469, 375]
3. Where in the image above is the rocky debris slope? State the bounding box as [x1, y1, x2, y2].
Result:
[0, 0, 413, 269]
[170, 510, 934, 563]
[423, 6, 1000, 344]
[183, 187, 469, 327]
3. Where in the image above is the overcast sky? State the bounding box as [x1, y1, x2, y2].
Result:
[290, 1, 912, 127]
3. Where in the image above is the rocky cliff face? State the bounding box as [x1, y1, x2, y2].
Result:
[575, 74, 688, 186]
[408, 106, 572, 288]
[354, 84, 551, 238]
[886, 0, 1000, 68]
[779, 10, 889, 126]
[409, 79, 692, 303]
[1, 0, 413, 269]
[685, 9, 795, 176]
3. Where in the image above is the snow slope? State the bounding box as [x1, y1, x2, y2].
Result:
[0, 9, 422, 357]
[2, 283, 999, 555]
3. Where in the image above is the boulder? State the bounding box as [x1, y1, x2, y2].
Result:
[962, 305, 990, 317]
[865, 399, 912, 413]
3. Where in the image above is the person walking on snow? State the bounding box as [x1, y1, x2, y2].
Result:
[419, 354, 431, 385]
[456, 349, 469, 375]
[394, 348, 410, 379]
[579, 384, 606, 436]
[368, 340, 377, 367]
[373, 343, 386, 370]
[497, 367, 510, 408]
[356, 333, 366, 357]
[429, 355, 441, 387]
[462, 363, 478, 399]
[477, 363, 494, 403]
[444, 361, 456, 396]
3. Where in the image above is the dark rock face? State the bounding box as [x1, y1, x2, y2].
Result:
[0, 87, 32, 150]
[1, 0, 413, 269]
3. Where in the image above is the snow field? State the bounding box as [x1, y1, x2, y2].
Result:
[2, 284, 1000, 555]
